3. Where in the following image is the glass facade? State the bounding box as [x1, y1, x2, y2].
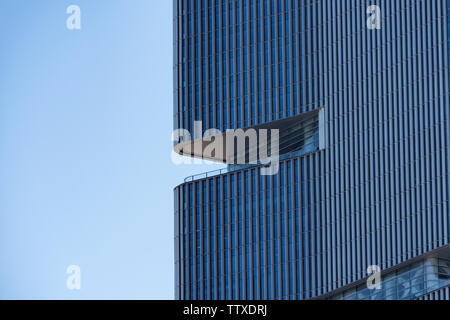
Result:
[174, 0, 450, 300]
[418, 284, 450, 300]
[176, 158, 326, 300]
[329, 258, 450, 300]
[173, 0, 317, 142]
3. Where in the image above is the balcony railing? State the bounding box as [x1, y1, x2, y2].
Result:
[184, 167, 229, 183]
[183, 135, 320, 183]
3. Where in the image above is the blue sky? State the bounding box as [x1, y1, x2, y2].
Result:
[0, 0, 222, 299]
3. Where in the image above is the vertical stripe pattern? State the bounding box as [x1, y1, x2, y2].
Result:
[174, 0, 450, 300]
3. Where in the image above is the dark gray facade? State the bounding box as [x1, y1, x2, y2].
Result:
[173, 0, 450, 300]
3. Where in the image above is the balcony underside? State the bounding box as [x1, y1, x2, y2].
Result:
[174, 108, 324, 164]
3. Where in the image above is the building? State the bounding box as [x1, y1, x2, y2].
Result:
[173, 0, 450, 300]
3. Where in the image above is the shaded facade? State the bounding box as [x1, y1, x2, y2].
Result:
[174, 0, 450, 300]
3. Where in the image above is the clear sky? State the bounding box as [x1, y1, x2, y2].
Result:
[0, 0, 222, 299]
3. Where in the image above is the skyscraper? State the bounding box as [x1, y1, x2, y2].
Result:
[173, 0, 450, 300]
